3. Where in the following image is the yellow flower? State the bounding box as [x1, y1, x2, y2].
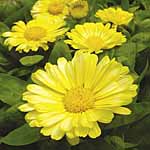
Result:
[65, 23, 126, 53]
[95, 7, 133, 26]
[3, 15, 68, 53]
[31, 0, 69, 18]
[19, 52, 137, 145]
[69, 0, 89, 19]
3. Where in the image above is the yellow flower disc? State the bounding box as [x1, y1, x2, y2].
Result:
[31, 0, 69, 18]
[19, 52, 137, 145]
[65, 22, 126, 53]
[95, 7, 133, 26]
[2, 15, 68, 53]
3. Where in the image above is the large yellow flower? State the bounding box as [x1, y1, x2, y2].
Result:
[19, 52, 137, 145]
[95, 7, 133, 26]
[65, 23, 126, 53]
[31, 0, 69, 18]
[3, 15, 68, 53]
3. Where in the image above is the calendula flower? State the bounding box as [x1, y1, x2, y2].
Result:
[3, 15, 68, 53]
[31, 0, 69, 18]
[19, 52, 137, 145]
[69, 0, 89, 19]
[65, 23, 126, 53]
[95, 7, 133, 26]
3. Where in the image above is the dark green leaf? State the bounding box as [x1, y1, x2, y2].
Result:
[0, 52, 9, 65]
[125, 115, 150, 150]
[121, 0, 129, 10]
[137, 60, 149, 83]
[1, 124, 41, 146]
[49, 41, 72, 64]
[105, 136, 138, 149]
[0, 73, 27, 105]
[0, 103, 23, 128]
[73, 138, 115, 150]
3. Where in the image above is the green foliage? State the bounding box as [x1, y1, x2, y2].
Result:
[0, 0, 150, 150]
[19, 55, 44, 66]
[105, 135, 138, 150]
[49, 41, 72, 64]
[0, 124, 41, 146]
[105, 102, 150, 129]
[0, 103, 23, 128]
[0, 73, 27, 105]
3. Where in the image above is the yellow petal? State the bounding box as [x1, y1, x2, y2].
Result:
[88, 122, 101, 138]
[112, 107, 132, 115]
[18, 103, 34, 112]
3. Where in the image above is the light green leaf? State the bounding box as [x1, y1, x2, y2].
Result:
[19, 55, 44, 66]
[0, 73, 27, 105]
[1, 124, 41, 146]
[114, 42, 137, 70]
[131, 32, 150, 44]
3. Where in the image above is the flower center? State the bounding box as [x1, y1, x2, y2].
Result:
[85, 36, 105, 51]
[48, 3, 64, 15]
[24, 26, 46, 41]
[63, 87, 94, 113]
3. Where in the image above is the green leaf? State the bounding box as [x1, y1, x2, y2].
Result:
[0, 22, 9, 33]
[105, 136, 138, 149]
[135, 10, 150, 25]
[1, 124, 41, 146]
[131, 32, 150, 45]
[121, 0, 129, 10]
[137, 19, 150, 32]
[125, 115, 150, 150]
[49, 41, 72, 64]
[0, 73, 27, 105]
[0, 103, 23, 128]
[4, 0, 36, 26]
[140, 0, 150, 9]
[114, 42, 137, 70]
[8, 67, 31, 77]
[137, 60, 149, 83]
[19, 55, 44, 66]
[104, 102, 150, 129]
[0, 52, 9, 65]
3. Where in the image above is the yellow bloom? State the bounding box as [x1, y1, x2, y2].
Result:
[19, 52, 137, 145]
[69, 0, 89, 19]
[65, 23, 126, 53]
[95, 7, 133, 26]
[31, 0, 69, 18]
[3, 15, 68, 53]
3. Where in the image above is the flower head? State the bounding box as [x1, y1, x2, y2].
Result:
[31, 0, 69, 18]
[95, 7, 133, 26]
[19, 52, 137, 145]
[69, 0, 89, 19]
[3, 15, 68, 53]
[65, 23, 126, 53]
